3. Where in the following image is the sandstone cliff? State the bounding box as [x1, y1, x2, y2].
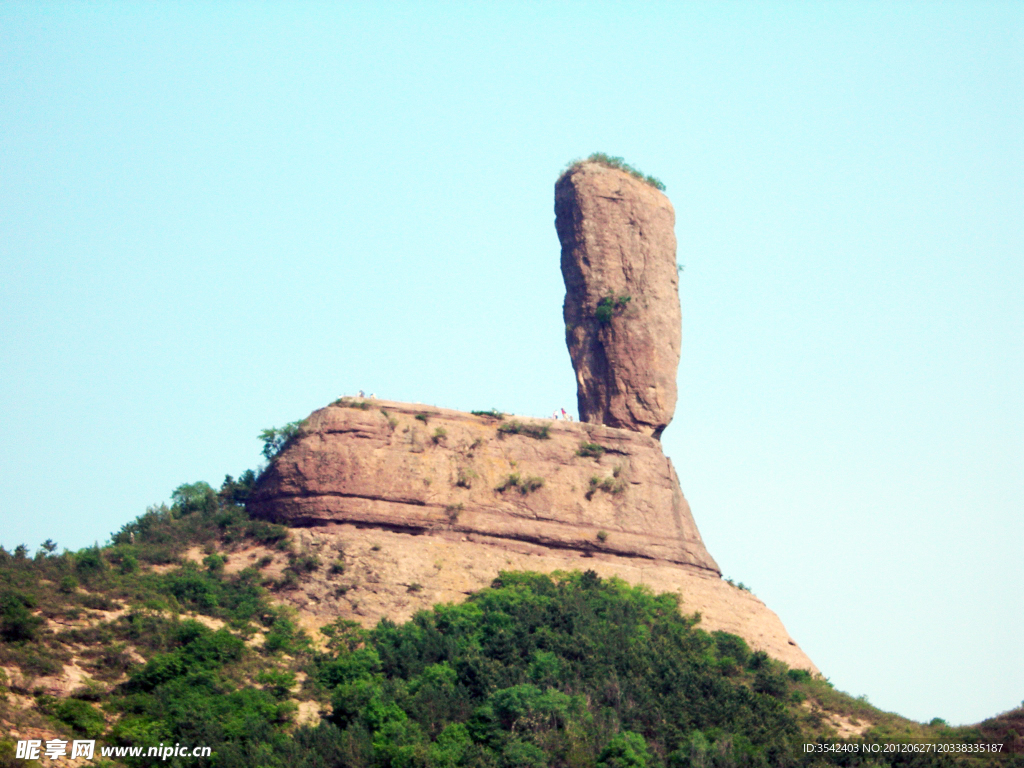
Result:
[248, 399, 718, 572]
[248, 399, 818, 672]
[556, 161, 681, 437]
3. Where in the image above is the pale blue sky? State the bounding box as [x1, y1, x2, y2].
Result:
[2, 2, 1021, 726]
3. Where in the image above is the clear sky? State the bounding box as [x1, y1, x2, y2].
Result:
[1, 1, 1020, 727]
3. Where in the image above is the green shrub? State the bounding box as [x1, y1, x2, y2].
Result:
[577, 442, 606, 459]
[596, 530, 608, 543]
[75, 545, 106, 576]
[495, 474, 543, 495]
[289, 553, 321, 574]
[333, 397, 371, 410]
[713, 631, 751, 667]
[595, 294, 631, 325]
[70, 679, 107, 702]
[78, 592, 118, 611]
[586, 476, 625, 500]
[471, 408, 505, 420]
[256, 669, 296, 699]
[244, 520, 289, 546]
[264, 616, 306, 654]
[495, 473, 522, 493]
[117, 551, 139, 575]
[0, 592, 42, 642]
[753, 669, 788, 698]
[54, 698, 105, 738]
[445, 504, 464, 522]
[520, 476, 544, 493]
[497, 421, 550, 440]
[415, 413, 429, 424]
[787, 668, 812, 683]
[456, 468, 477, 488]
[597, 731, 651, 768]
[432, 427, 447, 444]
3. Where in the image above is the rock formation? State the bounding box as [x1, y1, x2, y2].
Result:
[248, 400, 718, 571]
[246, 161, 820, 672]
[247, 400, 817, 672]
[556, 161, 681, 438]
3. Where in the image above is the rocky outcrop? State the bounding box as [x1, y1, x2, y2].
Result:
[243, 163, 822, 674]
[556, 161, 681, 437]
[246, 399, 819, 671]
[248, 399, 718, 572]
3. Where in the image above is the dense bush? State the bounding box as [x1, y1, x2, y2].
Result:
[0, 590, 42, 641]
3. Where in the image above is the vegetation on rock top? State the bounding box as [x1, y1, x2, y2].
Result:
[561, 153, 666, 192]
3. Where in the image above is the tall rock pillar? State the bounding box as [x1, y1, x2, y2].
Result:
[555, 161, 681, 438]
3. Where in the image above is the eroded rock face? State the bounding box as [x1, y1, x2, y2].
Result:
[555, 161, 681, 437]
[248, 400, 719, 573]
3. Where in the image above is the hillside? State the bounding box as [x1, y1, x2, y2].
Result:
[1, 478, 1020, 767]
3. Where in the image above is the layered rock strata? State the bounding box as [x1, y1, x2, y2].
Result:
[556, 161, 681, 437]
[249, 399, 718, 572]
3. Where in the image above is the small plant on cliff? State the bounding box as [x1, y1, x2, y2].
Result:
[520, 476, 544, 493]
[586, 475, 625, 500]
[596, 530, 609, 543]
[724, 577, 753, 593]
[431, 427, 447, 444]
[495, 473, 544, 495]
[259, 421, 303, 459]
[415, 413, 429, 424]
[495, 473, 521, 493]
[595, 293, 631, 325]
[444, 503, 464, 522]
[577, 441, 606, 459]
[497, 420, 550, 440]
[455, 467, 477, 488]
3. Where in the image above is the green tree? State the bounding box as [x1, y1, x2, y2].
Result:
[259, 421, 303, 459]
[597, 732, 651, 768]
